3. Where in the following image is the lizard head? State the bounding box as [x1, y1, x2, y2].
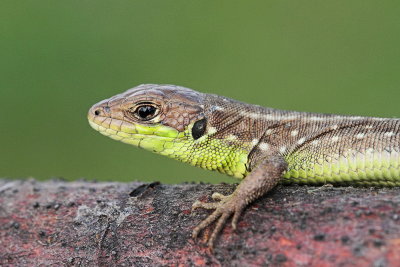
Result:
[88, 84, 206, 150]
[88, 84, 249, 178]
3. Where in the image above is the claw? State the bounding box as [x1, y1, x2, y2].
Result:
[192, 209, 222, 239]
[231, 206, 244, 230]
[207, 213, 229, 248]
[191, 192, 246, 249]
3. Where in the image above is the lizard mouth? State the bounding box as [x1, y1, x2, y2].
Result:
[87, 108, 187, 153]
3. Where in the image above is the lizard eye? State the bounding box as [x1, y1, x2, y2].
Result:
[132, 103, 159, 121]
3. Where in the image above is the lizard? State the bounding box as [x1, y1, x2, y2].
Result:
[88, 84, 400, 248]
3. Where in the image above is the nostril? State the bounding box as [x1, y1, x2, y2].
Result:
[94, 109, 101, 116]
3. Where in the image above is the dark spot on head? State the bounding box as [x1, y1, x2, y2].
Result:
[94, 109, 101, 116]
[192, 118, 207, 140]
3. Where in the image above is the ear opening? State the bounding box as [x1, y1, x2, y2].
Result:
[192, 118, 207, 140]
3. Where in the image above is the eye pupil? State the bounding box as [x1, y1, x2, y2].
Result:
[137, 105, 157, 120]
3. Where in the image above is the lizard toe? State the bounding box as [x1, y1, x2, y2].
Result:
[192, 193, 247, 248]
[211, 192, 228, 201]
[192, 200, 221, 211]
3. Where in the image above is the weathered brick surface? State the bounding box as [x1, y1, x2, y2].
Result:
[1, 179, 399, 266]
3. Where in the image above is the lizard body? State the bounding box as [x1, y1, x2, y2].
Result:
[88, 84, 400, 248]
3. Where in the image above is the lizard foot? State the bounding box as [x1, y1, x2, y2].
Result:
[191, 192, 247, 249]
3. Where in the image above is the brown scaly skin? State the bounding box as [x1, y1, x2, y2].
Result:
[88, 84, 400, 249]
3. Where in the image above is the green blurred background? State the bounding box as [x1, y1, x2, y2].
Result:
[1, 1, 399, 183]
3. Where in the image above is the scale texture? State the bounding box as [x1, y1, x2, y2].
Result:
[89, 84, 400, 185]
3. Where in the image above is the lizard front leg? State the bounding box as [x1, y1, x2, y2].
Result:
[192, 155, 287, 249]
